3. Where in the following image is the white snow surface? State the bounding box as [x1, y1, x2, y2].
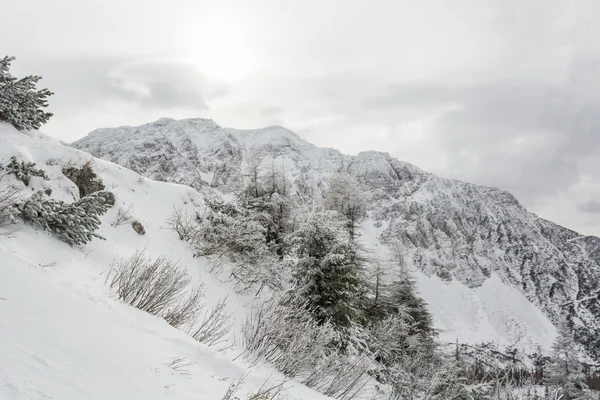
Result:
[416, 271, 556, 350]
[0, 123, 329, 400]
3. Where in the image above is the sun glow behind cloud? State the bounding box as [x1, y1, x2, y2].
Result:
[179, 10, 259, 82]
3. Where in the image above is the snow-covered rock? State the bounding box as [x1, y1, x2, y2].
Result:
[73, 117, 600, 360]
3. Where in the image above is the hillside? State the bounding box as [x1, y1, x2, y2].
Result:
[0, 122, 329, 400]
[73, 117, 600, 360]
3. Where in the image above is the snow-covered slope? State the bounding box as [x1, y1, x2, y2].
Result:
[73, 117, 600, 359]
[0, 123, 328, 400]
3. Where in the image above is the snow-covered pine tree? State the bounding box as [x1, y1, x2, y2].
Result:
[3, 156, 49, 186]
[366, 261, 437, 365]
[323, 170, 368, 241]
[546, 324, 590, 400]
[0, 56, 53, 130]
[365, 259, 395, 323]
[292, 215, 366, 330]
[238, 154, 293, 258]
[19, 190, 112, 246]
[387, 265, 437, 353]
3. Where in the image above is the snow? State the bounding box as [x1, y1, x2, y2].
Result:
[0, 123, 328, 400]
[416, 271, 557, 351]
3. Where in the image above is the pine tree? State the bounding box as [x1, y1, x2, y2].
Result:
[19, 190, 112, 245]
[292, 215, 366, 329]
[239, 154, 293, 258]
[389, 268, 436, 345]
[3, 156, 49, 185]
[0, 56, 53, 130]
[366, 245, 437, 362]
[546, 324, 589, 400]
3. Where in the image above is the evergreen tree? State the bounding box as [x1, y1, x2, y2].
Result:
[292, 215, 366, 329]
[239, 154, 293, 258]
[388, 266, 436, 348]
[0, 56, 53, 130]
[546, 324, 589, 400]
[19, 190, 112, 246]
[3, 156, 49, 186]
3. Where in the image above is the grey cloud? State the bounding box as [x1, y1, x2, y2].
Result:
[23, 57, 228, 111]
[260, 106, 282, 117]
[135, 80, 207, 109]
[289, 72, 600, 206]
[578, 200, 600, 214]
[109, 59, 229, 110]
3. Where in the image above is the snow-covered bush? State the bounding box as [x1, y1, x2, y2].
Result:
[303, 353, 373, 400]
[0, 56, 53, 130]
[106, 250, 203, 329]
[0, 174, 22, 228]
[241, 294, 373, 399]
[62, 160, 105, 198]
[166, 206, 201, 242]
[167, 203, 284, 293]
[242, 294, 336, 378]
[167, 202, 265, 258]
[381, 355, 493, 400]
[2, 156, 49, 186]
[19, 190, 112, 245]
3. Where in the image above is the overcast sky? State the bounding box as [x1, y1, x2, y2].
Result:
[2, 0, 599, 236]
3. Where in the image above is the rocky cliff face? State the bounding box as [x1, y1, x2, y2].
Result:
[72, 117, 600, 360]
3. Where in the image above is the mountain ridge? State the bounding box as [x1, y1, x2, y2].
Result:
[71, 117, 600, 360]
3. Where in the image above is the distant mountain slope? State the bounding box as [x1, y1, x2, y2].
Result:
[72, 117, 600, 360]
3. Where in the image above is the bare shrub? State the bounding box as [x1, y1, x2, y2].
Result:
[165, 206, 202, 243]
[242, 295, 336, 378]
[221, 374, 247, 400]
[241, 295, 373, 399]
[106, 250, 203, 328]
[221, 374, 288, 400]
[190, 295, 233, 346]
[228, 250, 285, 295]
[305, 353, 373, 400]
[163, 285, 204, 329]
[247, 379, 288, 400]
[165, 357, 197, 376]
[112, 204, 133, 227]
[380, 354, 496, 400]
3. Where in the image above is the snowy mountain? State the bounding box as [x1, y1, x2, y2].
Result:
[73, 117, 600, 360]
[0, 122, 331, 400]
